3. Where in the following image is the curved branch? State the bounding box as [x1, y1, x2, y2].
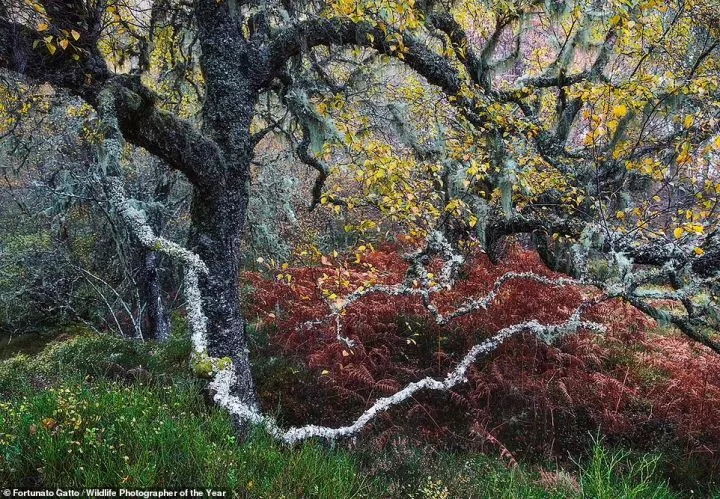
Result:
[267, 18, 462, 95]
[624, 294, 720, 355]
[96, 83, 210, 350]
[210, 307, 604, 445]
[295, 123, 330, 211]
[425, 12, 484, 88]
[0, 19, 224, 189]
[108, 79, 226, 188]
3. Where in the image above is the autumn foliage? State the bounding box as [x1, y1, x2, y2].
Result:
[243, 242, 720, 463]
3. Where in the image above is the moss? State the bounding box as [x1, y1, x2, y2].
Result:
[191, 353, 215, 378]
[191, 351, 232, 378]
[216, 356, 232, 370]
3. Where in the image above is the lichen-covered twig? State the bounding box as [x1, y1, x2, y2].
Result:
[209, 308, 604, 445]
[96, 83, 209, 352]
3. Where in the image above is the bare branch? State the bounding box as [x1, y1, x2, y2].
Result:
[267, 18, 462, 95]
[210, 308, 604, 445]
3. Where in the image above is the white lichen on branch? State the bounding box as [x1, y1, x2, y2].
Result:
[96, 83, 209, 352]
[209, 309, 605, 445]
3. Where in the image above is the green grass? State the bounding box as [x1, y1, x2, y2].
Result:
[0, 378, 366, 495]
[577, 437, 674, 499]
[0, 334, 366, 497]
[0, 330, 701, 497]
[359, 438, 678, 499]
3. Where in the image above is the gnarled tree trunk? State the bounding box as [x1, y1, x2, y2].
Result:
[188, 182, 257, 407]
[188, 2, 265, 407]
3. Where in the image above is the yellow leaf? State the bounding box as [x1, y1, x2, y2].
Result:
[59, 39, 69, 50]
[71, 29, 81, 41]
[673, 227, 684, 239]
[37, 23, 49, 32]
[45, 42, 56, 55]
[612, 104, 627, 119]
[616, 211, 625, 220]
[321, 370, 330, 375]
[683, 115, 694, 129]
[694, 247, 705, 256]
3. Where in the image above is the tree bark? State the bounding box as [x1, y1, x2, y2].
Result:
[188, 183, 258, 407]
[189, 0, 263, 409]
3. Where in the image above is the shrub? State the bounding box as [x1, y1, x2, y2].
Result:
[242, 243, 720, 469]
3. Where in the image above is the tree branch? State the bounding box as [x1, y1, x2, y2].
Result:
[267, 18, 462, 95]
[210, 306, 604, 445]
[0, 19, 224, 189]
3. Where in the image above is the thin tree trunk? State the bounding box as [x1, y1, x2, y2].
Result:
[142, 250, 170, 341]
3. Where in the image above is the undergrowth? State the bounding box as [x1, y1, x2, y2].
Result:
[0, 332, 708, 497]
[0, 332, 363, 496]
[243, 243, 720, 492]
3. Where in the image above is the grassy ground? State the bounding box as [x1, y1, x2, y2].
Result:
[0, 330, 706, 497]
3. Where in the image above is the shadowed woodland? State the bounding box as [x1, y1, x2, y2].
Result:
[1, 0, 720, 495]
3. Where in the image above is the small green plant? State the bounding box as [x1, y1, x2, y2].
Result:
[190, 351, 232, 378]
[417, 477, 450, 499]
[577, 435, 676, 499]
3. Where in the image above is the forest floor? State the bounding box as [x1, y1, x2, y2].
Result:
[0, 328, 716, 498]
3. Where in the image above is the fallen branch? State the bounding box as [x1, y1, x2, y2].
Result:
[209, 308, 605, 445]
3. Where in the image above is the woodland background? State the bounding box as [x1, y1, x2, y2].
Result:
[1, 0, 720, 496]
